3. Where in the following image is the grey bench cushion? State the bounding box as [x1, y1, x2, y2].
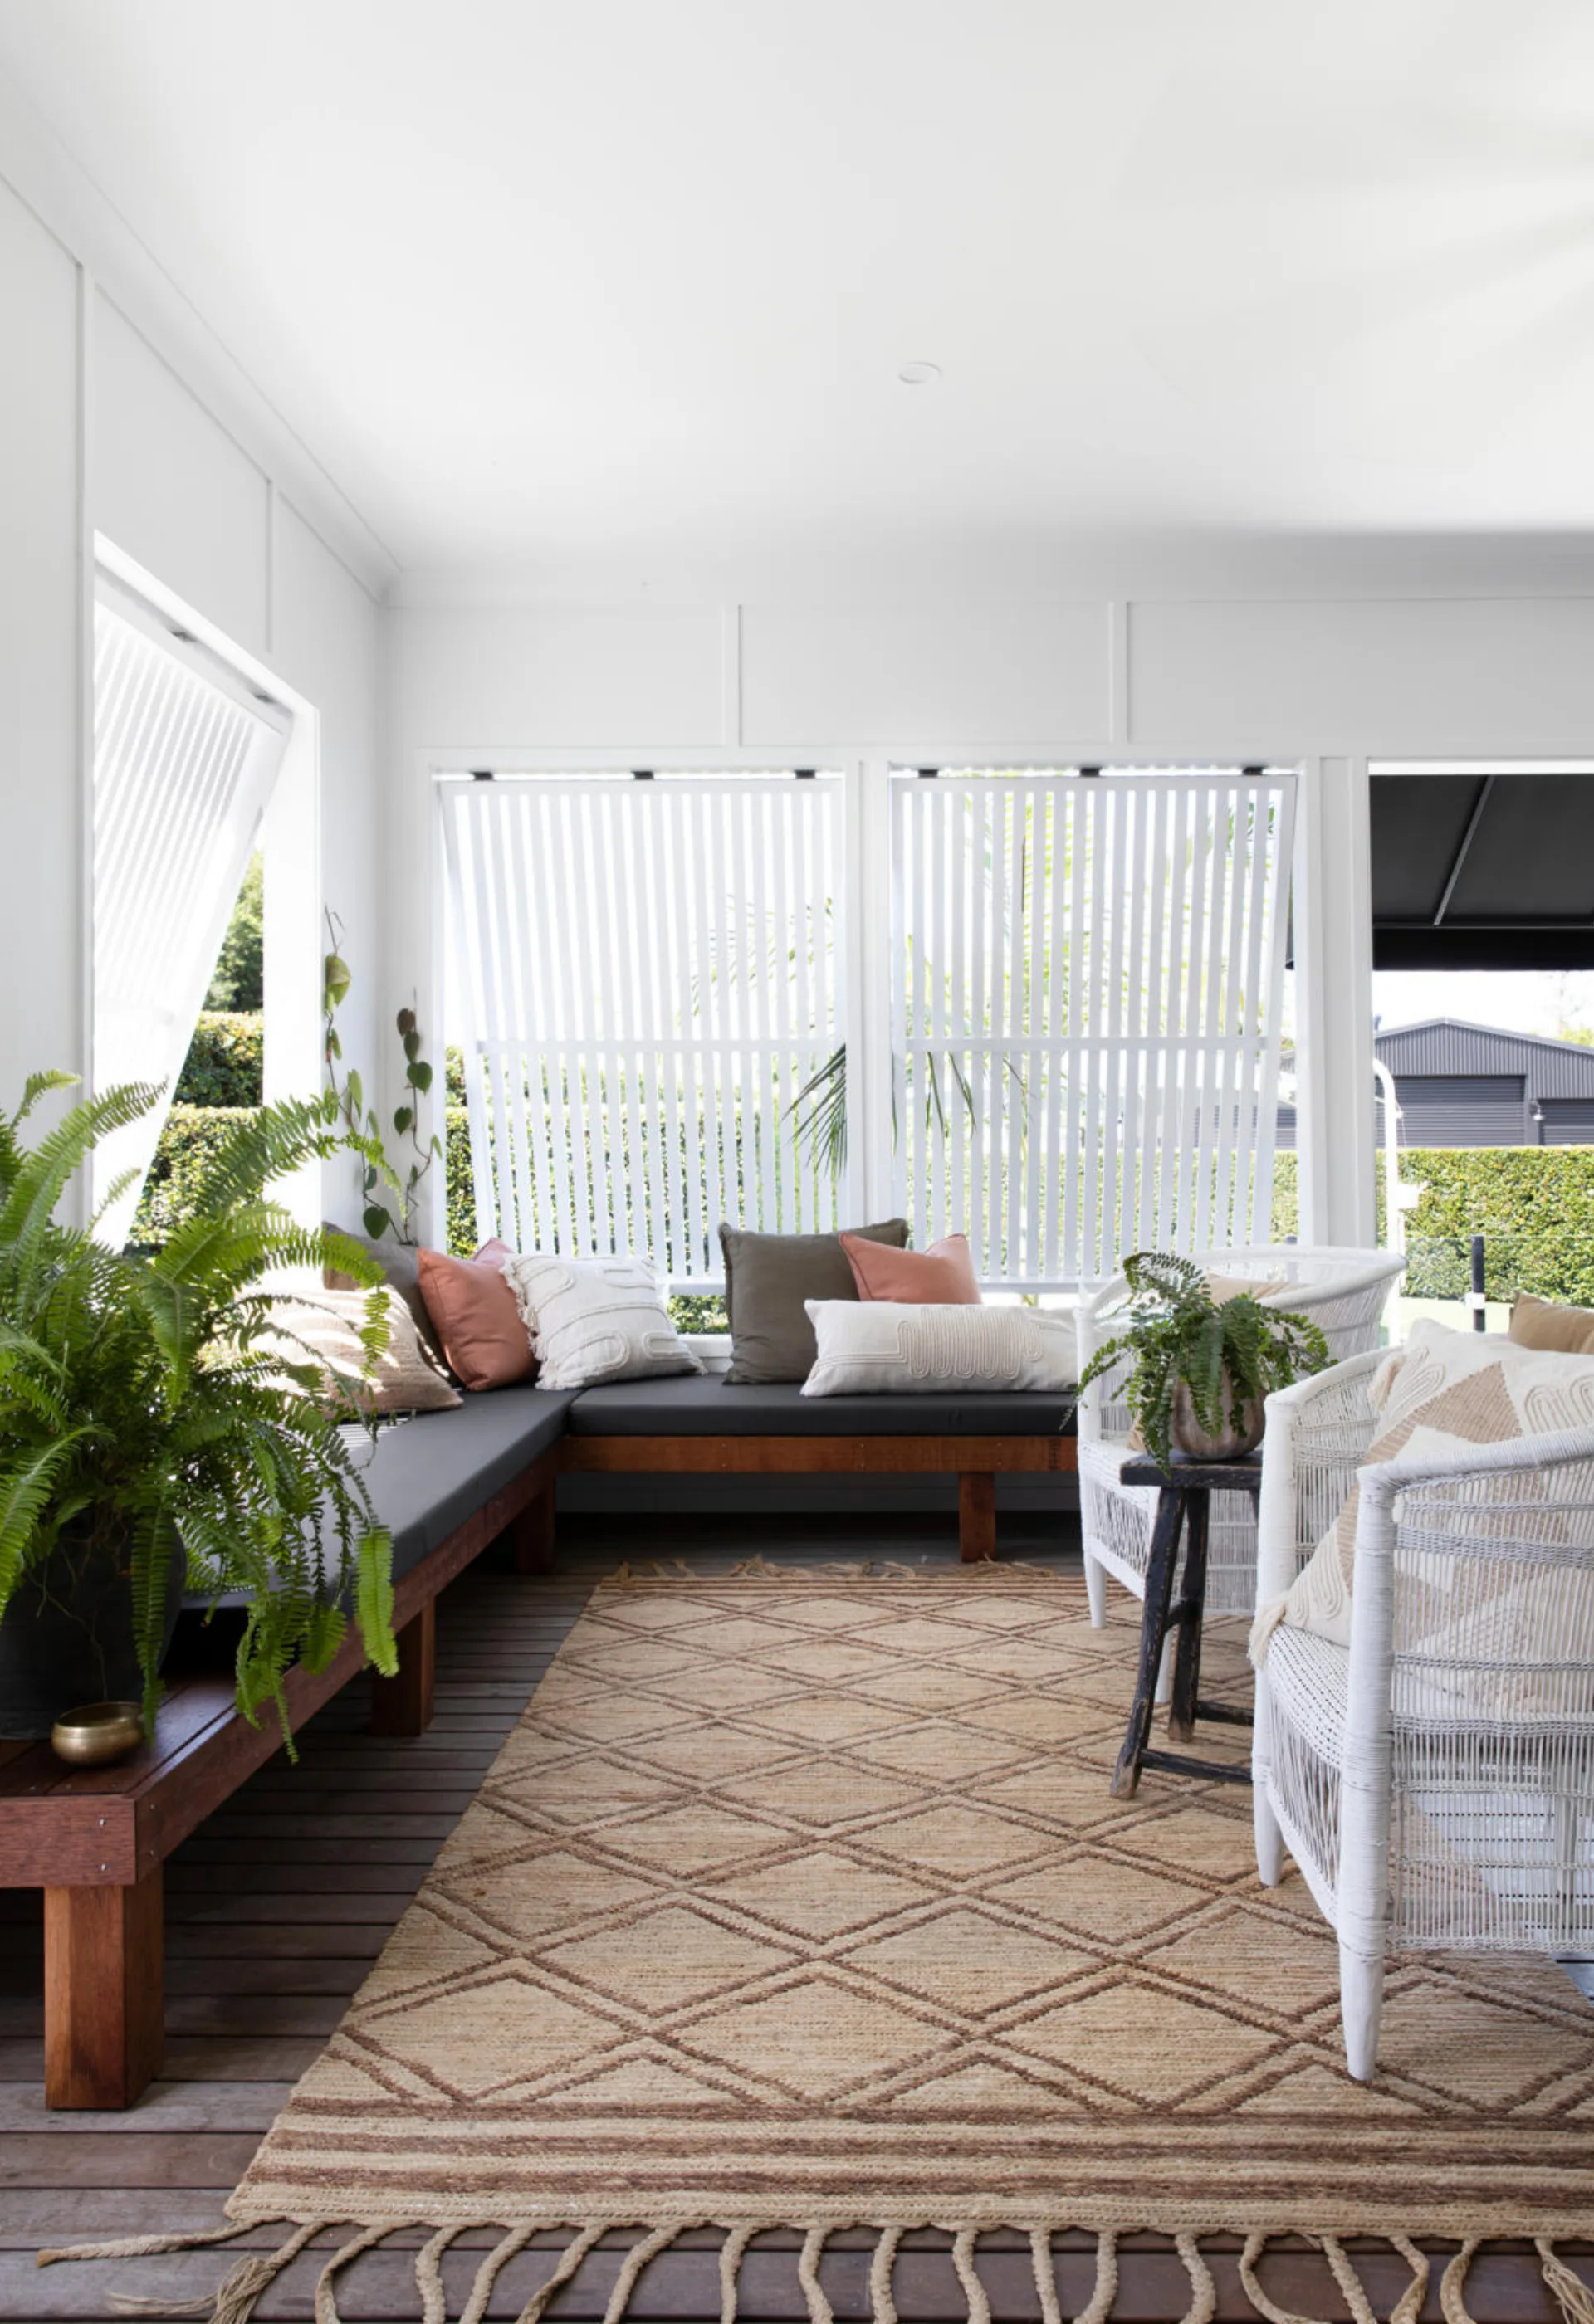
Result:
[346, 1386, 579, 1580]
[566, 1374, 1076, 1437]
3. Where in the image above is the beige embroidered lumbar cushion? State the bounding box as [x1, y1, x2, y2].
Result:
[801, 1299, 1077, 1395]
[1252, 1317, 1594, 1661]
[258, 1287, 462, 1415]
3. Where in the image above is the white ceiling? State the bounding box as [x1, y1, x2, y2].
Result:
[2, 0, 1594, 579]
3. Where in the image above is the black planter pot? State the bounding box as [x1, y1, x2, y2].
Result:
[0, 1518, 185, 1740]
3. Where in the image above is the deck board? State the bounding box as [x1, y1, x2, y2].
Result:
[0, 1512, 1583, 2322]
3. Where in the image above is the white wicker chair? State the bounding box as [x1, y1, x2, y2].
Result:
[1077, 1247, 1406, 1641]
[1254, 1355, 1594, 2077]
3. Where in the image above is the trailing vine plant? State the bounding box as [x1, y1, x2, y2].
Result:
[322, 910, 443, 1245]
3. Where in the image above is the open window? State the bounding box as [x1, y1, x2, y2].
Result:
[90, 569, 292, 1243]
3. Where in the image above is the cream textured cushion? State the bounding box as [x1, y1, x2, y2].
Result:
[801, 1300, 1077, 1397]
[502, 1253, 702, 1390]
[1253, 1318, 1594, 1660]
[258, 1288, 462, 1415]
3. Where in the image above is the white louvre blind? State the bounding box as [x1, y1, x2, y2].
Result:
[441, 775, 845, 1285]
[92, 580, 291, 1242]
[892, 769, 1297, 1286]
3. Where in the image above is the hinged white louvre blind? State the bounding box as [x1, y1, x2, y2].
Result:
[91, 579, 291, 1243]
[441, 775, 845, 1286]
[891, 769, 1297, 1286]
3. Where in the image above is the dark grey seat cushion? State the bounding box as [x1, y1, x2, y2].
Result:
[344, 1386, 579, 1580]
[567, 1374, 1076, 1437]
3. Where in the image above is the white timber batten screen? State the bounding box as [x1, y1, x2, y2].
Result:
[440, 774, 845, 1286]
[91, 574, 292, 1244]
[891, 768, 1298, 1286]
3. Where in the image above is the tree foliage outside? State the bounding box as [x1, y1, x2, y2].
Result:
[205, 852, 264, 1011]
[174, 1013, 264, 1109]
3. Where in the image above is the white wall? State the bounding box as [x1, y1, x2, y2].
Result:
[0, 182, 82, 1121]
[389, 580, 1594, 1248]
[0, 164, 387, 1219]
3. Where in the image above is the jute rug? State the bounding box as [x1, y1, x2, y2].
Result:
[48, 1565, 1594, 2324]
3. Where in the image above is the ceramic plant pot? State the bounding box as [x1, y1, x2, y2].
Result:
[0, 1514, 184, 1740]
[1170, 1374, 1264, 1462]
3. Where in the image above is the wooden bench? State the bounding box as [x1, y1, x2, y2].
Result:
[564, 1431, 1078, 1561]
[0, 1449, 560, 2110]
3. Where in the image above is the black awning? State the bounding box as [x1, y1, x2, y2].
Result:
[1372, 772, 1594, 970]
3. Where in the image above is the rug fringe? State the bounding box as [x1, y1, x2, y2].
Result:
[797, 2224, 833, 2324]
[602, 2222, 691, 2324]
[1538, 2241, 1594, 2324]
[1077, 2230, 1118, 2324]
[951, 2226, 990, 2324]
[515, 2221, 608, 2324]
[315, 2222, 397, 2324]
[1174, 2231, 1215, 2324]
[1440, 2238, 1481, 2324]
[34, 2217, 1594, 2324]
[1388, 2235, 1430, 2324]
[719, 2223, 757, 2324]
[871, 2225, 904, 2324]
[416, 2224, 461, 2324]
[462, 2224, 536, 2324]
[1029, 2229, 1061, 2324]
[1238, 2231, 1322, 2324]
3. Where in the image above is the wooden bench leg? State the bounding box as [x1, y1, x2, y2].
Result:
[370, 1598, 437, 1736]
[508, 1484, 557, 1574]
[958, 1472, 997, 1563]
[44, 1863, 164, 2109]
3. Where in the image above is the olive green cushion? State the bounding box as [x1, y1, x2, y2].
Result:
[718, 1219, 909, 1384]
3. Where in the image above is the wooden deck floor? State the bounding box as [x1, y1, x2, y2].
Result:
[0, 1515, 1583, 2324]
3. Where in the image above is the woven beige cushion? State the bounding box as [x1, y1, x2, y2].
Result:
[1253, 1318, 1594, 1659]
[260, 1287, 462, 1415]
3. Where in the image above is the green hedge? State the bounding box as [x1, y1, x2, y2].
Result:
[133, 1104, 261, 1245]
[174, 1012, 263, 1108]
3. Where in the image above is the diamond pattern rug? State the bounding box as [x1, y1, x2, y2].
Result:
[55, 1566, 1594, 2322]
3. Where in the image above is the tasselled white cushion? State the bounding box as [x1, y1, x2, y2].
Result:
[501, 1253, 702, 1390]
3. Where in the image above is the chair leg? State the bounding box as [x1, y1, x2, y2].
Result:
[1252, 1673, 1285, 1885]
[1083, 1553, 1108, 1626]
[1339, 1942, 1385, 2081]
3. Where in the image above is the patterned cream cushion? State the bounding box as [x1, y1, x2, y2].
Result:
[502, 1253, 702, 1390]
[801, 1300, 1077, 1396]
[258, 1288, 462, 1415]
[1254, 1318, 1594, 1659]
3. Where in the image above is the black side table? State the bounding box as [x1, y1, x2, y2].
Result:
[1110, 1452, 1264, 1799]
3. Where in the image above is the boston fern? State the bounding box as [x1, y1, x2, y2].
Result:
[0, 1074, 398, 1741]
[1078, 1251, 1330, 1472]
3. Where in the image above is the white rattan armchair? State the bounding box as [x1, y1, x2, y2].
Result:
[1078, 1247, 1406, 1638]
[1254, 1357, 1594, 2077]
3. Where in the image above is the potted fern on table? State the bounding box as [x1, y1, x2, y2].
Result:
[0, 1073, 398, 1743]
[1079, 1251, 1330, 1471]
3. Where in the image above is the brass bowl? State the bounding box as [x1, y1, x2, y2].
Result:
[50, 1701, 144, 1767]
